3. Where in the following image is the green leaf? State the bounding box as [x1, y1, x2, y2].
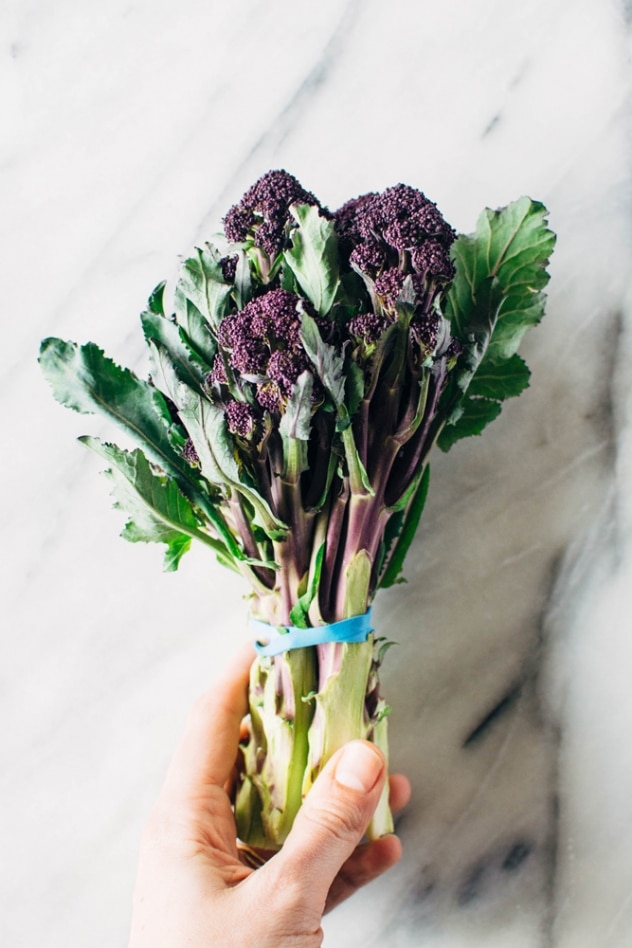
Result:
[38, 337, 248, 565]
[300, 313, 346, 411]
[82, 437, 229, 571]
[38, 338, 187, 477]
[279, 371, 313, 442]
[162, 535, 192, 571]
[345, 361, 365, 418]
[279, 371, 313, 480]
[176, 387, 288, 540]
[446, 197, 554, 360]
[467, 353, 530, 401]
[233, 250, 253, 310]
[176, 244, 232, 329]
[280, 264, 300, 295]
[147, 281, 167, 315]
[285, 205, 340, 315]
[439, 197, 554, 449]
[487, 293, 544, 359]
[379, 464, 430, 588]
[289, 542, 325, 628]
[437, 397, 502, 451]
[341, 425, 374, 496]
[141, 310, 212, 393]
[173, 289, 219, 365]
[145, 340, 183, 403]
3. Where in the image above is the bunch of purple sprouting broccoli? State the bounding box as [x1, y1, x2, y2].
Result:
[39, 169, 555, 849]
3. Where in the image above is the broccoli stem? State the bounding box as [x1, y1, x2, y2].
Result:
[303, 642, 373, 795]
[238, 523, 394, 851]
[236, 645, 317, 849]
[302, 636, 393, 839]
[238, 635, 393, 849]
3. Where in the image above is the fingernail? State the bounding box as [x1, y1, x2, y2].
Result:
[335, 741, 384, 792]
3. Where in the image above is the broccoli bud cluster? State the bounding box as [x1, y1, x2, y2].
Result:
[211, 288, 315, 429]
[223, 169, 323, 260]
[210, 170, 459, 437]
[334, 183, 456, 358]
[334, 184, 454, 270]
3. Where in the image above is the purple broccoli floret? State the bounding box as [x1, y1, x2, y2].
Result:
[223, 170, 323, 260]
[219, 254, 238, 283]
[217, 288, 313, 414]
[411, 238, 456, 281]
[366, 184, 454, 250]
[333, 193, 377, 256]
[334, 184, 455, 278]
[334, 184, 456, 282]
[334, 184, 456, 355]
[208, 353, 228, 386]
[182, 438, 200, 466]
[224, 399, 258, 438]
[267, 349, 309, 394]
[346, 312, 390, 359]
[373, 268, 406, 312]
[349, 240, 385, 273]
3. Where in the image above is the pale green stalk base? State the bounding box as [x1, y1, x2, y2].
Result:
[235, 636, 393, 851]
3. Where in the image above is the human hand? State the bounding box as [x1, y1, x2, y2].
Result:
[128, 644, 410, 948]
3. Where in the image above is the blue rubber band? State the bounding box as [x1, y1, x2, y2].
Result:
[252, 608, 374, 657]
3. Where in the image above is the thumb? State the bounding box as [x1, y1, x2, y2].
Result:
[260, 741, 387, 915]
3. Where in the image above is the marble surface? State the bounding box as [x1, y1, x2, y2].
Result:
[3, 1, 632, 945]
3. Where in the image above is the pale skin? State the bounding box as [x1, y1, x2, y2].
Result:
[128, 643, 411, 948]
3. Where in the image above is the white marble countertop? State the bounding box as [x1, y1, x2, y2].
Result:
[3, 1, 632, 945]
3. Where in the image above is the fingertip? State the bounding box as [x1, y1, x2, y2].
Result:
[334, 740, 386, 793]
[389, 773, 412, 813]
[376, 832, 403, 866]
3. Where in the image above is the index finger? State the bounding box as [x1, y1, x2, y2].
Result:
[161, 642, 254, 804]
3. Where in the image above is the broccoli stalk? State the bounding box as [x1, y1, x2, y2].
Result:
[39, 170, 555, 852]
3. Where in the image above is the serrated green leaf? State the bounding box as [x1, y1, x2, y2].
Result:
[467, 353, 530, 401]
[446, 198, 554, 354]
[145, 340, 186, 407]
[437, 397, 503, 451]
[176, 244, 232, 329]
[38, 338, 186, 476]
[82, 437, 229, 570]
[38, 337, 248, 565]
[285, 205, 340, 315]
[439, 197, 554, 449]
[486, 297, 544, 360]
